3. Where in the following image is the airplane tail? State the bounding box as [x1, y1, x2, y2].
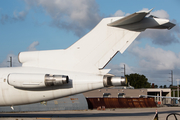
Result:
[19, 9, 175, 74]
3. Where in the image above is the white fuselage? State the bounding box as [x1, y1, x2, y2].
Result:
[0, 67, 104, 106]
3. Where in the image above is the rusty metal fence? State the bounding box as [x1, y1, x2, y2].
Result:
[86, 98, 156, 109]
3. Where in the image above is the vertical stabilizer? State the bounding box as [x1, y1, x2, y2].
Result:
[19, 9, 175, 74]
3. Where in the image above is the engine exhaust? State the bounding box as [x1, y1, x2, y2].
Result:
[103, 75, 127, 87]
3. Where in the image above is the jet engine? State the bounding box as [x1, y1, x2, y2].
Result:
[7, 73, 69, 89]
[103, 74, 127, 87]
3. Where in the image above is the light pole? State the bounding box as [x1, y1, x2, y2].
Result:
[177, 79, 180, 104]
[7, 56, 12, 67]
[121, 64, 126, 77]
[169, 70, 173, 86]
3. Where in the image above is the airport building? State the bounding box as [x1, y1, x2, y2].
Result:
[83, 87, 171, 105]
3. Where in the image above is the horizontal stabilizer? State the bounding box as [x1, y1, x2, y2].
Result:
[108, 8, 175, 31]
[108, 8, 153, 27]
[154, 22, 175, 30]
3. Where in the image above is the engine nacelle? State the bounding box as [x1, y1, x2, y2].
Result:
[103, 75, 127, 87]
[7, 73, 69, 89]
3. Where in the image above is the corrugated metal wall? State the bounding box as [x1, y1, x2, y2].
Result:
[86, 98, 156, 109]
[0, 94, 88, 112]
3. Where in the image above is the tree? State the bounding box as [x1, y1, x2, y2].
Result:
[154, 85, 158, 88]
[159, 85, 168, 88]
[163, 85, 167, 88]
[125, 73, 151, 88]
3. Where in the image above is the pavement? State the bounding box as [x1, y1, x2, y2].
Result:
[0, 107, 180, 120]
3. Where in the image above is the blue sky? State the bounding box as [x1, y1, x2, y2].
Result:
[0, 0, 180, 87]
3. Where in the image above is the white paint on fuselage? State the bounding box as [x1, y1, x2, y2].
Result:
[0, 67, 104, 106]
